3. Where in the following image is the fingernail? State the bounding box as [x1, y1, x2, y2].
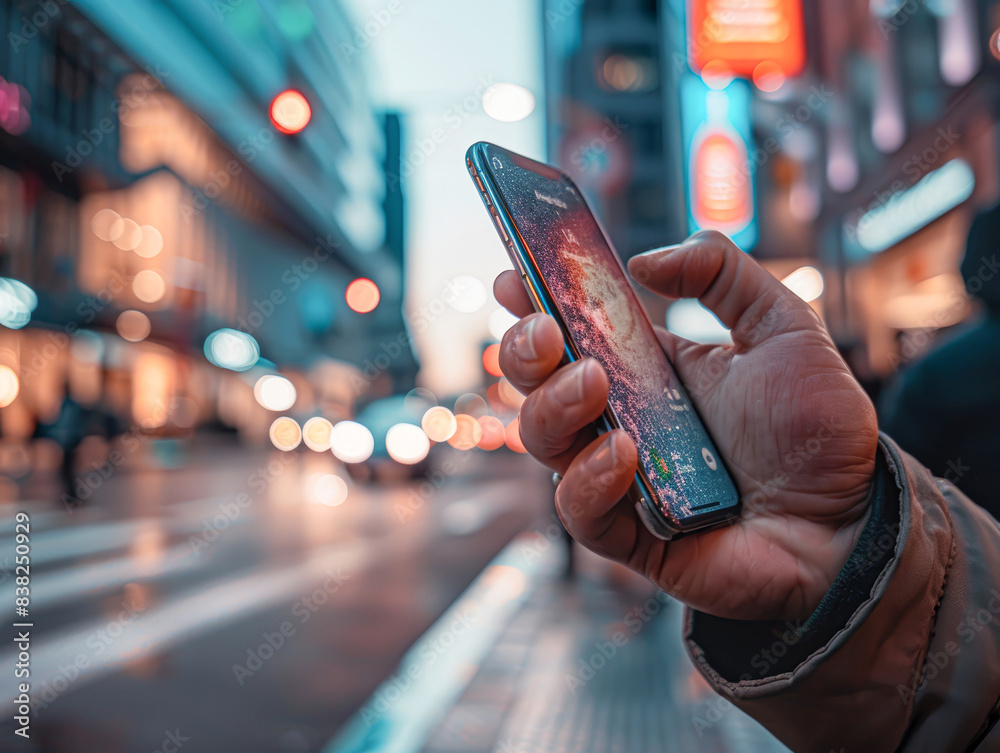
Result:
[589, 433, 618, 476]
[513, 316, 540, 361]
[553, 359, 592, 406]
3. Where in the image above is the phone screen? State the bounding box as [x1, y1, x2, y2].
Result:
[482, 145, 738, 521]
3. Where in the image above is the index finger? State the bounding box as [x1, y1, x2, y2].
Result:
[627, 230, 821, 349]
[493, 270, 534, 318]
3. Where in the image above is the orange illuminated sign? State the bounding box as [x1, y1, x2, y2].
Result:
[691, 129, 753, 232]
[688, 0, 806, 79]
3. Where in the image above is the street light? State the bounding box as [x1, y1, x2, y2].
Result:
[269, 90, 311, 135]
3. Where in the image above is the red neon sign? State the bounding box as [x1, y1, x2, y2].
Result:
[688, 0, 806, 80]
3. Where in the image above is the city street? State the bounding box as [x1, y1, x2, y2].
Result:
[0, 440, 551, 752]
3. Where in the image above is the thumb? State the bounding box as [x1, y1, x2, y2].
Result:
[627, 230, 821, 350]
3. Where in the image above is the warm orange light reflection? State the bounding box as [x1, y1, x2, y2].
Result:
[133, 270, 166, 303]
[270, 416, 302, 451]
[688, 0, 806, 79]
[116, 310, 151, 342]
[303, 417, 333, 451]
[497, 378, 526, 409]
[0, 365, 19, 407]
[91, 209, 124, 242]
[270, 90, 312, 135]
[752, 60, 786, 92]
[421, 406, 458, 442]
[345, 278, 380, 314]
[505, 418, 527, 453]
[482, 344, 503, 377]
[477, 415, 506, 450]
[134, 225, 164, 258]
[448, 414, 483, 450]
[113, 218, 143, 251]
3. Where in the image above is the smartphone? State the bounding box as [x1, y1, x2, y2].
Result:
[467, 141, 740, 539]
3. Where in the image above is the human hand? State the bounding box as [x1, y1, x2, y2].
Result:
[496, 230, 878, 620]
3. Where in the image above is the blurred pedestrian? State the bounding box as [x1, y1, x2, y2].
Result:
[880, 204, 1000, 517]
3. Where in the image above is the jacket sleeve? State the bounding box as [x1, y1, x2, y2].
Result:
[683, 433, 1000, 753]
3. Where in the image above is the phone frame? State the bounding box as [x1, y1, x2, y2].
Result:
[467, 141, 740, 540]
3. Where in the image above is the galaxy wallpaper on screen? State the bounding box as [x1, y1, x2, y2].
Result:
[484, 146, 738, 521]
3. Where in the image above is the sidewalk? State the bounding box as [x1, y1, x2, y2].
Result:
[326, 537, 790, 753]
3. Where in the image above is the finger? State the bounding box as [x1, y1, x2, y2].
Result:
[554, 430, 660, 567]
[499, 313, 565, 394]
[627, 230, 820, 349]
[518, 358, 609, 469]
[493, 270, 534, 318]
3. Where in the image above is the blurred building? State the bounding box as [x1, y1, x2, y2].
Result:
[0, 0, 415, 455]
[543, 0, 687, 259]
[543, 0, 1000, 374]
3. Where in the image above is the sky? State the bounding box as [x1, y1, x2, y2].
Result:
[342, 0, 546, 396]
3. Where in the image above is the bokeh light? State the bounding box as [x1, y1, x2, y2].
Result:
[497, 378, 526, 409]
[505, 418, 527, 453]
[448, 414, 483, 450]
[752, 60, 786, 92]
[455, 393, 488, 418]
[204, 328, 260, 371]
[421, 406, 458, 442]
[254, 375, 297, 411]
[314, 474, 348, 506]
[385, 423, 430, 464]
[477, 415, 506, 450]
[0, 278, 37, 329]
[404, 387, 437, 413]
[0, 365, 19, 407]
[482, 82, 535, 122]
[482, 343, 503, 377]
[113, 218, 143, 251]
[302, 416, 333, 451]
[134, 225, 164, 258]
[345, 278, 380, 313]
[133, 270, 166, 303]
[488, 307, 519, 341]
[331, 421, 375, 464]
[270, 89, 311, 135]
[269, 416, 302, 451]
[91, 209, 124, 242]
[116, 310, 151, 342]
[446, 276, 488, 313]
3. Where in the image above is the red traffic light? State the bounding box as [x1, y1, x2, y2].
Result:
[269, 90, 311, 135]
